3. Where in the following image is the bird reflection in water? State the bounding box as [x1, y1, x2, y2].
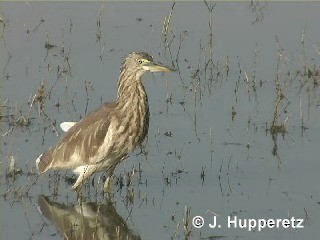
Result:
[38, 195, 141, 240]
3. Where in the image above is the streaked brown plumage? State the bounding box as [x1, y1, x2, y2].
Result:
[36, 52, 174, 191]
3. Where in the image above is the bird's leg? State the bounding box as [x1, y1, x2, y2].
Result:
[72, 165, 96, 191]
[104, 164, 116, 193]
[103, 156, 129, 193]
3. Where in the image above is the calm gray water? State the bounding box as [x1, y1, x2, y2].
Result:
[1, 2, 320, 240]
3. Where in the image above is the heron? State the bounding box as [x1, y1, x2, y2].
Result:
[36, 52, 175, 192]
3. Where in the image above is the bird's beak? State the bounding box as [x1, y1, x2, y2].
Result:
[143, 62, 176, 72]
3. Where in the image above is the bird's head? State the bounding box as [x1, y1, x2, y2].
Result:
[122, 52, 175, 74]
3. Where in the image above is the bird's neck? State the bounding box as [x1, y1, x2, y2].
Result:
[115, 69, 150, 148]
[116, 70, 149, 111]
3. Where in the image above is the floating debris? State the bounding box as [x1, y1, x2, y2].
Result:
[44, 41, 56, 49]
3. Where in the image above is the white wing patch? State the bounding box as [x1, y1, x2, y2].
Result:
[60, 122, 77, 132]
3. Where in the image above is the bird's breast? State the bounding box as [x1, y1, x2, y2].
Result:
[112, 93, 149, 156]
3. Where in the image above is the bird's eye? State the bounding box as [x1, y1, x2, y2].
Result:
[138, 59, 143, 64]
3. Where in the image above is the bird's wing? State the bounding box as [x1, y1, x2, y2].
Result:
[37, 102, 117, 173]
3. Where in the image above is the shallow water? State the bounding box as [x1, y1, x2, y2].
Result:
[1, 2, 320, 240]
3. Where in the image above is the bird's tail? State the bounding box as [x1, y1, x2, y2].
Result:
[36, 151, 52, 173]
